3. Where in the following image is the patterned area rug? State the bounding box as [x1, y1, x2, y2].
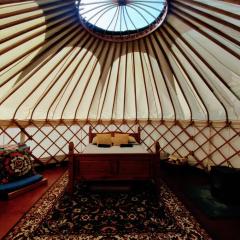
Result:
[4, 172, 211, 240]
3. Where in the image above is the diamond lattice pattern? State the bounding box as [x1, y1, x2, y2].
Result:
[0, 121, 239, 169]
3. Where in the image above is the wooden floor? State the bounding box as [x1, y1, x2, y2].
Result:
[0, 166, 66, 239]
[0, 164, 240, 240]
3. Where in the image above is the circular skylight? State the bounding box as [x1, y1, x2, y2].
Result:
[76, 0, 168, 42]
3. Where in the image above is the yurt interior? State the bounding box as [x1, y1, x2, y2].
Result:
[0, 0, 240, 239]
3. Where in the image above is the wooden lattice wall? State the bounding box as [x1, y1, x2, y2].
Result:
[0, 120, 239, 170]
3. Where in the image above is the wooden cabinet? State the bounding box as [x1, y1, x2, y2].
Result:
[76, 154, 153, 181]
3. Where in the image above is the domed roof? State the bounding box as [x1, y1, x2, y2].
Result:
[76, 0, 168, 41]
[0, 0, 239, 121]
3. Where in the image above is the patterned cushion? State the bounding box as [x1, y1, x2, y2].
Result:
[0, 144, 34, 184]
[0, 150, 8, 184]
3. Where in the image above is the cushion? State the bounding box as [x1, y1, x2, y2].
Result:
[96, 133, 112, 146]
[0, 150, 8, 184]
[0, 144, 34, 184]
[92, 133, 137, 145]
[128, 136, 137, 143]
[97, 144, 111, 148]
[112, 133, 129, 146]
[92, 136, 97, 145]
[120, 144, 133, 148]
[93, 136, 115, 144]
[0, 174, 43, 192]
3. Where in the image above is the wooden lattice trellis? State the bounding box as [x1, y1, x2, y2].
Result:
[0, 120, 239, 170]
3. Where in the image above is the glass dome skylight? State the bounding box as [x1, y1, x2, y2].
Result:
[76, 0, 168, 42]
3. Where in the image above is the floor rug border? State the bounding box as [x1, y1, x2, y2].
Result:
[3, 172, 212, 240]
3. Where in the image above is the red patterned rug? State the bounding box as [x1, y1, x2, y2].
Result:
[3, 172, 211, 240]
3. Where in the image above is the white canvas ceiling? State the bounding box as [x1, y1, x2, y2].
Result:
[0, 0, 239, 122]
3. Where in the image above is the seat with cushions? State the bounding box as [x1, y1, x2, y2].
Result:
[0, 144, 47, 199]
